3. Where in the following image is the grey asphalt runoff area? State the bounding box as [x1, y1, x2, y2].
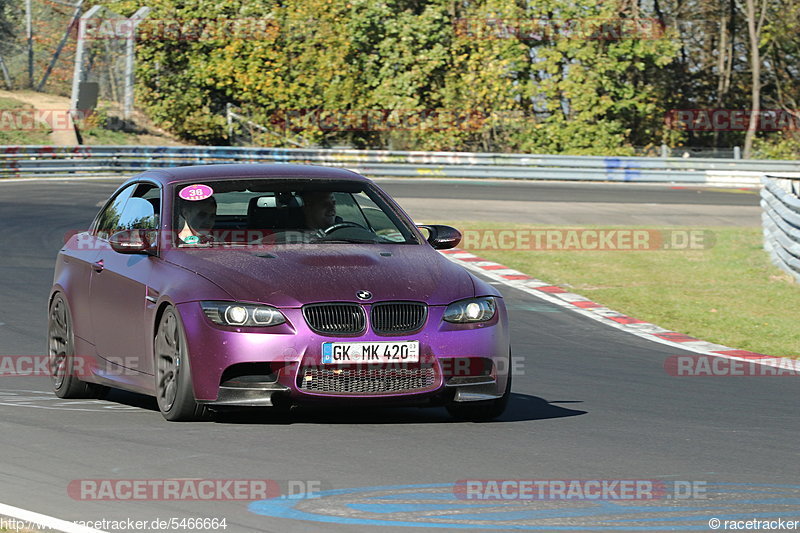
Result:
[0, 178, 795, 532]
[376, 179, 762, 226]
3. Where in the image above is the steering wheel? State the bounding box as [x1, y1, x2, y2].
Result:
[321, 221, 369, 235]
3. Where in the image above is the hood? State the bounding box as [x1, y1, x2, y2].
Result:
[162, 244, 475, 307]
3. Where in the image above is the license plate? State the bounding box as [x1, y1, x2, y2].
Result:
[321, 341, 419, 364]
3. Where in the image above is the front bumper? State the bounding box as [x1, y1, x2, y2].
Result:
[177, 301, 510, 406]
[208, 381, 291, 407]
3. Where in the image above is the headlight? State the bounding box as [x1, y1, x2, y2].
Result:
[443, 297, 496, 323]
[201, 301, 286, 327]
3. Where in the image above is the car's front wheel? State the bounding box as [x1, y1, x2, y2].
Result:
[154, 306, 210, 422]
[48, 293, 108, 399]
[446, 354, 512, 422]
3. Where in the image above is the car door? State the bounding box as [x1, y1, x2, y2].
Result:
[62, 184, 136, 343]
[89, 183, 160, 375]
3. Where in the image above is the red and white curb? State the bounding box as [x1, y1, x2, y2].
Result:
[441, 248, 798, 371]
[0, 502, 107, 533]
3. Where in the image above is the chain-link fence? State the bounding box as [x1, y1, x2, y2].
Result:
[73, 5, 143, 114]
[225, 104, 311, 148]
[0, 1, 147, 119]
[0, 0, 83, 94]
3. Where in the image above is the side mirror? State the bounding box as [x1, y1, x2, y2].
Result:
[109, 229, 155, 255]
[417, 224, 461, 250]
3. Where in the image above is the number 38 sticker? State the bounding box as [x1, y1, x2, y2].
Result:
[179, 184, 214, 201]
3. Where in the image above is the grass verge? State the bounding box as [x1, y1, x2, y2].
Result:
[436, 221, 799, 357]
[0, 96, 52, 145]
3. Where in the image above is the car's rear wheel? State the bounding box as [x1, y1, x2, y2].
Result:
[445, 353, 512, 422]
[48, 293, 108, 399]
[155, 306, 210, 422]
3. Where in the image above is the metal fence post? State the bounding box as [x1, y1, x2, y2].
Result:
[70, 5, 103, 112]
[38, 0, 84, 92]
[0, 56, 12, 89]
[123, 7, 151, 121]
[226, 103, 233, 140]
[26, 0, 34, 88]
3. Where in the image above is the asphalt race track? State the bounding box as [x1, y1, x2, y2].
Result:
[0, 178, 796, 532]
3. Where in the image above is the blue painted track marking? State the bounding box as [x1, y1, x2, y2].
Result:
[249, 482, 800, 530]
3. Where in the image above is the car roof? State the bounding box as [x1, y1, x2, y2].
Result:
[125, 164, 370, 187]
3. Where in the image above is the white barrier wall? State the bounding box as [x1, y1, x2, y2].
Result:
[762, 174, 800, 282]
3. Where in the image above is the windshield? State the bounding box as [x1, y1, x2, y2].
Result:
[172, 178, 419, 247]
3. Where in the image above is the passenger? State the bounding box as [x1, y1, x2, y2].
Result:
[177, 196, 217, 244]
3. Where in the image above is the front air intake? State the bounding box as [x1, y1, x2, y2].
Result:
[302, 303, 366, 335]
[371, 302, 427, 335]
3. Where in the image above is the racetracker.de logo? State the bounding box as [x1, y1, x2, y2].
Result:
[665, 109, 800, 131]
[68, 479, 282, 501]
[453, 479, 707, 500]
[664, 355, 800, 376]
[454, 17, 665, 41]
[297, 356, 525, 376]
[63, 229, 280, 250]
[459, 229, 714, 251]
[0, 109, 94, 131]
[0, 355, 138, 377]
[80, 17, 280, 41]
[267, 108, 487, 132]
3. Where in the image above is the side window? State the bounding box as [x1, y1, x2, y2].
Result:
[96, 184, 160, 240]
[352, 191, 405, 241]
[95, 185, 136, 240]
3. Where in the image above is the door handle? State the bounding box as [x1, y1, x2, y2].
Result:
[92, 259, 104, 272]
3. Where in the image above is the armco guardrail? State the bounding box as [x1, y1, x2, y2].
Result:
[762, 174, 800, 283]
[1, 145, 799, 185]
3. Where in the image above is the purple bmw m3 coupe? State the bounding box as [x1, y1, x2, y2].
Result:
[48, 164, 511, 421]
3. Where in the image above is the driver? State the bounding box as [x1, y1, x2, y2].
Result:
[300, 191, 341, 230]
[177, 196, 217, 244]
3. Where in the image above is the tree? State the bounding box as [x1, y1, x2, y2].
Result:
[742, 0, 768, 158]
[0, 0, 19, 52]
[103, 0, 800, 157]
